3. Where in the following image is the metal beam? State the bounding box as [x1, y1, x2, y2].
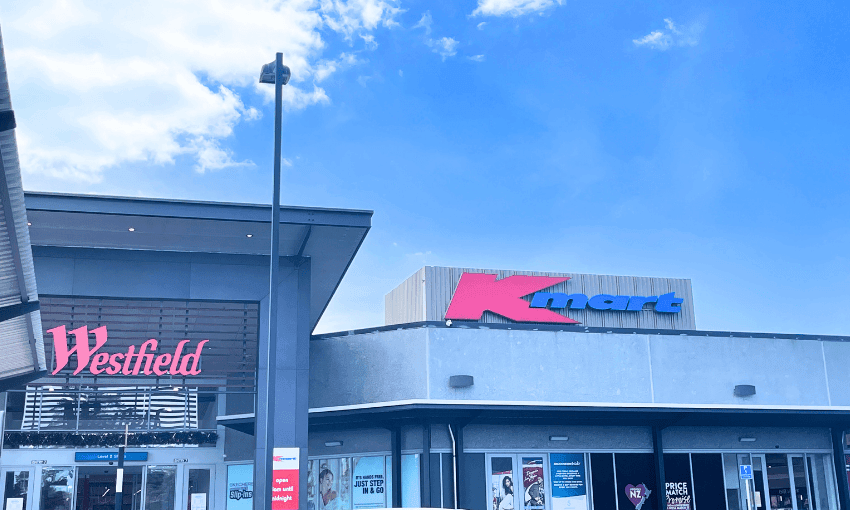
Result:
[0, 300, 38, 322]
[831, 428, 850, 510]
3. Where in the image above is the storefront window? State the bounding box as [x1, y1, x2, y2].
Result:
[401, 454, 420, 508]
[807, 454, 838, 510]
[226, 464, 253, 510]
[490, 457, 515, 510]
[308, 455, 424, 510]
[352, 456, 386, 509]
[145, 466, 176, 510]
[590, 453, 616, 510]
[186, 469, 211, 510]
[3, 470, 29, 510]
[690, 453, 726, 510]
[313, 458, 352, 510]
[522, 457, 545, 510]
[613, 453, 656, 510]
[663, 454, 693, 510]
[40, 467, 73, 510]
[548, 453, 586, 510]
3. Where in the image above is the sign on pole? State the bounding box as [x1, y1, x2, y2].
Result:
[740, 465, 753, 480]
[272, 447, 299, 510]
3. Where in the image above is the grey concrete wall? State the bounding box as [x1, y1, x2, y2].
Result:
[310, 327, 850, 409]
[309, 328, 429, 409]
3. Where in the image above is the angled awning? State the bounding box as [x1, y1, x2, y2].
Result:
[0, 25, 47, 389]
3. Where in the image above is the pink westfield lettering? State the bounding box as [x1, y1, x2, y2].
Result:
[48, 325, 208, 376]
[444, 273, 580, 324]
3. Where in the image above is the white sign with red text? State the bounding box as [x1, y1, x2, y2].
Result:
[272, 447, 300, 510]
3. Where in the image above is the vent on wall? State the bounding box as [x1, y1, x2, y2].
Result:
[734, 385, 756, 397]
[449, 375, 474, 388]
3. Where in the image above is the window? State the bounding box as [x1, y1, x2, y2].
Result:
[308, 454, 421, 510]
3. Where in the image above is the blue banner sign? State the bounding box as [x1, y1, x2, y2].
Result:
[550, 453, 588, 510]
[75, 452, 148, 462]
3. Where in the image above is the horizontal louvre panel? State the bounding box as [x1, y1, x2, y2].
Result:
[20, 385, 202, 432]
[38, 296, 259, 390]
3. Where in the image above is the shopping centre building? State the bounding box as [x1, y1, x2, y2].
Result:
[0, 194, 849, 510]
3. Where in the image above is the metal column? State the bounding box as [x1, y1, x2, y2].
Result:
[421, 422, 431, 508]
[653, 426, 667, 509]
[831, 428, 850, 510]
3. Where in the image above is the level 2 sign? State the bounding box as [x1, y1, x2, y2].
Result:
[272, 447, 299, 510]
[740, 465, 753, 480]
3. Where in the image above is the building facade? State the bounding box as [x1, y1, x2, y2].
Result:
[307, 267, 850, 510]
[2, 195, 850, 510]
[0, 192, 372, 510]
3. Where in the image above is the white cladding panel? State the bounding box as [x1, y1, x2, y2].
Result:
[385, 266, 696, 330]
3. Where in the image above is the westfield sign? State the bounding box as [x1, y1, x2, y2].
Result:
[444, 273, 683, 324]
[48, 325, 209, 376]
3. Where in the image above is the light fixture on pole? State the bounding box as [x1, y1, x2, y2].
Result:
[257, 52, 291, 510]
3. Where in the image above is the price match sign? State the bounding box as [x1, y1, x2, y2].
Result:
[272, 447, 300, 510]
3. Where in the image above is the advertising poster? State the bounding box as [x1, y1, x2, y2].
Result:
[227, 464, 254, 510]
[272, 447, 299, 510]
[353, 456, 387, 509]
[491, 457, 515, 510]
[549, 453, 588, 510]
[522, 457, 545, 510]
[317, 457, 351, 510]
[665, 482, 691, 510]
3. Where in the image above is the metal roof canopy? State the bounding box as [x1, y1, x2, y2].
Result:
[0, 24, 47, 390]
[308, 402, 850, 431]
[24, 192, 372, 330]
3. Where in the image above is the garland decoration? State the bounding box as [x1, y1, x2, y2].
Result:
[3, 431, 218, 448]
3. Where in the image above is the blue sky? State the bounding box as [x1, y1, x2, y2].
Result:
[2, 0, 848, 334]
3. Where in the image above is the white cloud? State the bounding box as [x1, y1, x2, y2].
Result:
[313, 53, 362, 82]
[477, 22, 488, 30]
[320, 0, 403, 40]
[398, 69, 403, 77]
[468, 54, 486, 62]
[633, 18, 702, 50]
[429, 37, 459, 61]
[413, 11, 457, 62]
[472, 0, 565, 17]
[413, 11, 433, 35]
[4, 0, 396, 185]
[360, 34, 378, 50]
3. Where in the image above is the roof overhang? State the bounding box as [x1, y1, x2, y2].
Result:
[24, 192, 372, 330]
[308, 400, 850, 431]
[0, 30, 47, 385]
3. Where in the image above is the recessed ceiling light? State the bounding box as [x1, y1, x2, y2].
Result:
[128, 227, 135, 232]
[246, 234, 253, 238]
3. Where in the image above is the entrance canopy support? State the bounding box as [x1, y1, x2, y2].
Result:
[831, 428, 850, 510]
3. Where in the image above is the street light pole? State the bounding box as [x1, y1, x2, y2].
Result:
[257, 53, 290, 510]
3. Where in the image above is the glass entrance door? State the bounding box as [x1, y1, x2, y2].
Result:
[75, 466, 143, 510]
[736, 453, 835, 510]
[487, 454, 550, 510]
[183, 467, 214, 510]
[1, 468, 33, 510]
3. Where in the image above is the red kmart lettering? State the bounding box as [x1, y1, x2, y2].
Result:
[48, 325, 208, 376]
